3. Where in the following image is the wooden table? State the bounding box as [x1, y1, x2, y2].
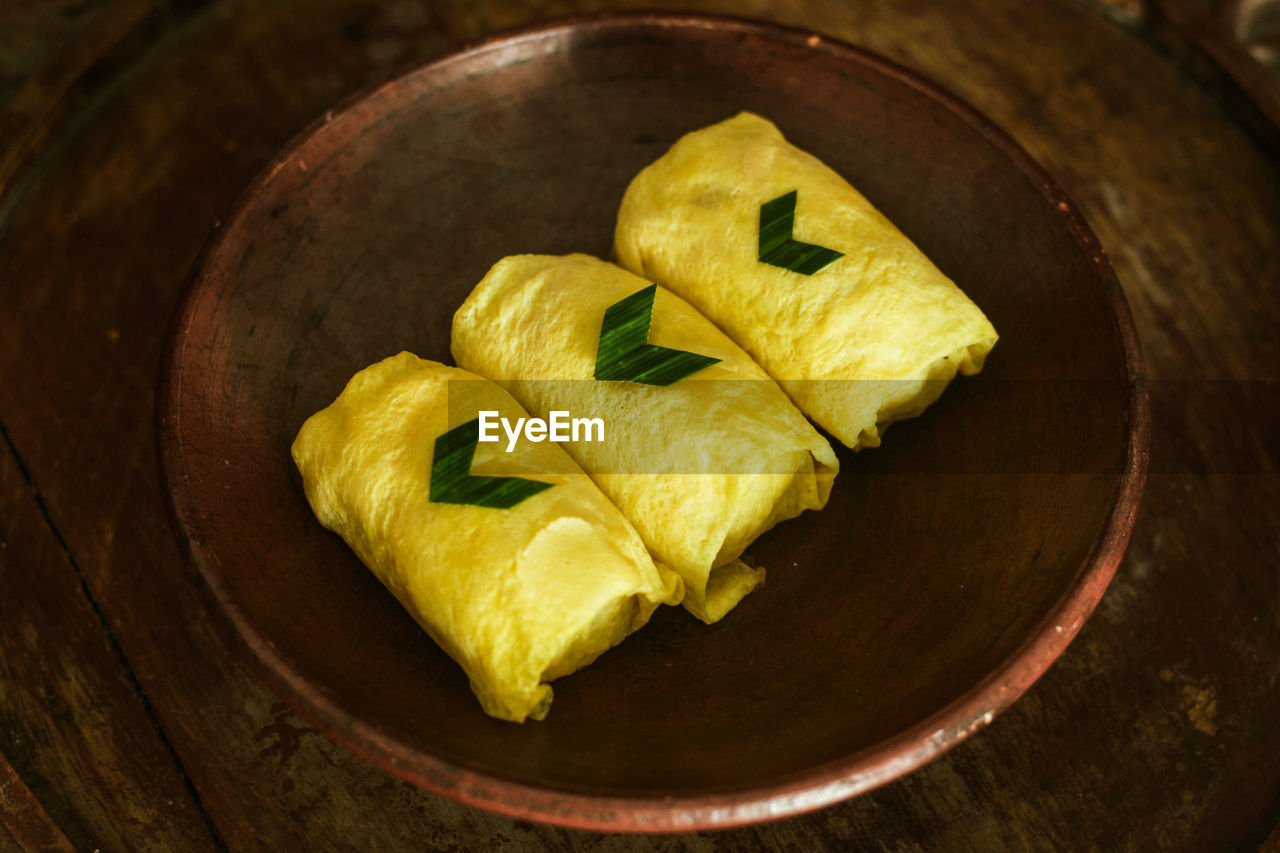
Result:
[1, 1, 1277, 849]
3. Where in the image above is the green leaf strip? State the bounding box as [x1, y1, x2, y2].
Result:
[758, 190, 844, 275]
[429, 417, 553, 509]
[594, 284, 721, 386]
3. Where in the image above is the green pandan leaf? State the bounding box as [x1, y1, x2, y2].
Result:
[429, 418, 553, 509]
[759, 190, 843, 275]
[594, 284, 721, 386]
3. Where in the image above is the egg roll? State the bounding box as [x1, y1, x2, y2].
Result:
[615, 111, 998, 450]
[291, 352, 683, 722]
[451, 254, 838, 624]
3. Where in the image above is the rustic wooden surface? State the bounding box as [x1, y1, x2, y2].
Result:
[1, 0, 1277, 850]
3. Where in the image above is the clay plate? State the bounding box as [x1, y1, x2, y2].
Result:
[157, 13, 1148, 832]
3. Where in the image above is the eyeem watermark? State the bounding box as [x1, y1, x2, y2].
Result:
[477, 410, 605, 452]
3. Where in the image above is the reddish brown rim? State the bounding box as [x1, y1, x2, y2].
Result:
[156, 12, 1150, 833]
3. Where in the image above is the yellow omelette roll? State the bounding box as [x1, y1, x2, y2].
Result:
[615, 111, 998, 450]
[451, 254, 838, 624]
[291, 352, 682, 723]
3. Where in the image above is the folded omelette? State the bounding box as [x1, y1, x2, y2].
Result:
[291, 352, 683, 722]
[452, 254, 838, 624]
[615, 111, 998, 450]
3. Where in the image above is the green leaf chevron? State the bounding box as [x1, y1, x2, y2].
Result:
[594, 284, 721, 386]
[429, 418, 553, 509]
[758, 190, 844, 275]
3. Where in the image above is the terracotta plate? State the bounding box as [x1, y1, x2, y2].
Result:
[157, 13, 1148, 832]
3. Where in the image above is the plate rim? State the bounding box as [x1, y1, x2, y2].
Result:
[155, 10, 1150, 832]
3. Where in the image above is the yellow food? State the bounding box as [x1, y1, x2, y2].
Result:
[452, 254, 838, 624]
[291, 352, 683, 722]
[615, 111, 998, 449]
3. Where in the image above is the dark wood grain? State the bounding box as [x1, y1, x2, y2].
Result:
[1263, 821, 1280, 853]
[0, 0, 1277, 849]
[1151, 0, 1280, 148]
[0, 0, 160, 215]
[0, 748, 74, 853]
[0, 435, 215, 848]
